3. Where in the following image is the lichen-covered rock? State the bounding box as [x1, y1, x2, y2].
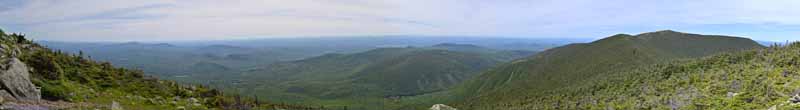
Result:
[430, 104, 457, 110]
[0, 58, 41, 101]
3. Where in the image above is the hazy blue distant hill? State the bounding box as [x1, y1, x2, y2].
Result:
[757, 40, 790, 46]
[429, 43, 536, 62]
[38, 41, 306, 81]
[38, 37, 575, 83]
[169, 36, 586, 51]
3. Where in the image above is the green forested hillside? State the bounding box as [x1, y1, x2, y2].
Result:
[0, 29, 309, 109]
[430, 43, 536, 62]
[442, 30, 765, 109]
[227, 45, 529, 109]
[349, 49, 499, 95]
[459, 41, 800, 109]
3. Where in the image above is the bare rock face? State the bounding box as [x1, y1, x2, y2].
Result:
[430, 104, 457, 110]
[0, 58, 41, 101]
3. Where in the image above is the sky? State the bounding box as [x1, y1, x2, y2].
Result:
[0, 0, 798, 42]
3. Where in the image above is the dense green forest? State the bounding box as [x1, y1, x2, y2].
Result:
[453, 40, 800, 109]
[221, 44, 533, 109]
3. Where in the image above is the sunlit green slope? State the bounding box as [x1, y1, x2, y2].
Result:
[444, 30, 764, 109]
[231, 45, 531, 109]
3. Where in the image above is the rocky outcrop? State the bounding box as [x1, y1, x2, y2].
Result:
[430, 104, 457, 110]
[0, 58, 41, 101]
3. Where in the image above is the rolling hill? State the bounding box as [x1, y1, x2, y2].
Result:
[439, 30, 765, 109]
[227, 44, 534, 109]
[38, 41, 306, 79]
[40, 37, 572, 85]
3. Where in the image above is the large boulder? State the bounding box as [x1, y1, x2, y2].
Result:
[430, 104, 457, 110]
[0, 58, 40, 101]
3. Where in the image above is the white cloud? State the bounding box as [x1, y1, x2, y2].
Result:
[0, 0, 798, 41]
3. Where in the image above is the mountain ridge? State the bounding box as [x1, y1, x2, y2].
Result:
[228, 44, 531, 109]
[437, 30, 764, 109]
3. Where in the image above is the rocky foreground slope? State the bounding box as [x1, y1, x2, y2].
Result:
[0, 29, 314, 109]
[0, 44, 47, 109]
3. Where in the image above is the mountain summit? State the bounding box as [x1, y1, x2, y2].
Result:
[446, 30, 764, 109]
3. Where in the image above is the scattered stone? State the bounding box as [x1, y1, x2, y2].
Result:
[111, 101, 123, 110]
[188, 98, 201, 106]
[1, 104, 49, 110]
[430, 104, 457, 110]
[784, 70, 792, 77]
[790, 94, 800, 104]
[188, 97, 198, 103]
[730, 80, 741, 92]
[727, 92, 739, 98]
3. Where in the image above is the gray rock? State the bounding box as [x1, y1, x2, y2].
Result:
[188, 97, 198, 103]
[0, 58, 41, 101]
[430, 104, 457, 110]
[0, 44, 20, 59]
[0, 90, 13, 100]
[726, 92, 738, 98]
[790, 94, 800, 103]
[1, 104, 50, 110]
[111, 101, 123, 110]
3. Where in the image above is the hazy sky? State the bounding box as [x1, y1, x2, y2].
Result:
[0, 0, 798, 42]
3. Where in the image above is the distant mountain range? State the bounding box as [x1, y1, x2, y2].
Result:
[39, 41, 303, 80]
[38, 37, 577, 82]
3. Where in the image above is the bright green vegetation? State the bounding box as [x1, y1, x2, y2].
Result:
[1, 29, 311, 109]
[466, 43, 800, 109]
[456, 40, 800, 109]
[435, 30, 766, 109]
[224, 45, 533, 109]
